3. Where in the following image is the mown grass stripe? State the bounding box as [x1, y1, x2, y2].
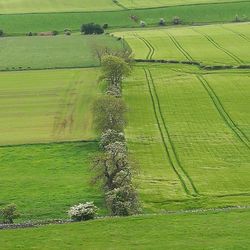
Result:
[144, 68, 199, 196]
[196, 75, 250, 149]
[193, 29, 244, 64]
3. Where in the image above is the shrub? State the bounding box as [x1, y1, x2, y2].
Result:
[0, 30, 4, 37]
[159, 18, 166, 26]
[106, 185, 141, 216]
[130, 15, 139, 22]
[103, 24, 108, 29]
[106, 85, 122, 97]
[100, 129, 125, 150]
[81, 23, 104, 35]
[93, 95, 127, 132]
[140, 21, 146, 27]
[27, 32, 33, 36]
[68, 202, 98, 221]
[0, 204, 20, 224]
[65, 31, 71, 36]
[52, 30, 59, 36]
[173, 16, 181, 25]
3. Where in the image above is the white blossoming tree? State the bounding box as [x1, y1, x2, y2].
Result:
[68, 202, 98, 221]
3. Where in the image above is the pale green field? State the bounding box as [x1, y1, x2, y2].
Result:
[0, 68, 100, 146]
[120, 0, 249, 9]
[0, 0, 120, 14]
[124, 64, 250, 211]
[0, 0, 246, 14]
[115, 23, 250, 65]
[0, 34, 123, 71]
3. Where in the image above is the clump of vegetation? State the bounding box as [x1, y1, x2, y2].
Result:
[140, 21, 147, 27]
[0, 204, 20, 224]
[0, 30, 4, 37]
[159, 18, 166, 26]
[92, 54, 140, 216]
[173, 16, 181, 25]
[130, 15, 139, 22]
[100, 55, 131, 87]
[81, 23, 104, 35]
[68, 202, 98, 221]
[93, 95, 127, 132]
[103, 24, 108, 29]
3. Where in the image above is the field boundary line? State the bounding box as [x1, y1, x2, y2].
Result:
[196, 75, 250, 149]
[220, 25, 250, 42]
[193, 28, 244, 64]
[165, 32, 194, 61]
[134, 34, 155, 59]
[144, 68, 199, 196]
[0, 139, 98, 148]
[1, 205, 250, 230]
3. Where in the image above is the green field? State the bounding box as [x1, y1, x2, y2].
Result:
[124, 64, 250, 211]
[0, 34, 123, 71]
[0, 0, 120, 14]
[0, 68, 100, 146]
[0, 209, 249, 249]
[0, 2, 249, 34]
[0, 141, 104, 221]
[0, 0, 247, 14]
[115, 22, 250, 65]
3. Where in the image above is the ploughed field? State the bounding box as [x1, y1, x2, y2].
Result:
[124, 63, 250, 211]
[115, 23, 250, 66]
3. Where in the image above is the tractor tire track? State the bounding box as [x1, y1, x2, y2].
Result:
[144, 68, 199, 196]
[135, 34, 155, 60]
[193, 29, 243, 64]
[221, 26, 250, 42]
[196, 75, 250, 149]
[165, 32, 194, 62]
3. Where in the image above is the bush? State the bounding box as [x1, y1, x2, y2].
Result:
[106, 85, 122, 97]
[93, 95, 127, 132]
[100, 129, 125, 149]
[103, 24, 109, 29]
[140, 21, 146, 27]
[27, 32, 33, 36]
[0, 30, 4, 37]
[159, 18, 166, 26]
[68, 202, 98, 221]
[81, 23, 104, 35]
[173, 16, 181, 25]
[106, 185, 141, 216]
[0, 204, 20, 224]
[52, 30, 59, 36]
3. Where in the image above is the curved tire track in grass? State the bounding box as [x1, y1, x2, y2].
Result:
[193, 29, 244, 64]
[135, 34, 155, 59]
[144, 68, 199, 196]
[196, 74, 250, 149]
[165, 32, 194, 62]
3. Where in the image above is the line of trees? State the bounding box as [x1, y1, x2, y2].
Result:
[92, 52, 141, 216]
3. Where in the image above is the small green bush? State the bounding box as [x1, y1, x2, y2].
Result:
[0, 204, 20, 224]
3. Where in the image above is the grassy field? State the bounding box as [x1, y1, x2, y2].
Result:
[0, 0, 246, 14]
[0, 34, 123, 71]
[0, 2, 249, 34]
[0, 0, 120, 14]
[0, 209, 249, 249]
[124, 64, 250, 211]
[0, 68, 101, 146]
[0, 141, 104, 221]
[115, 22, 250, 65]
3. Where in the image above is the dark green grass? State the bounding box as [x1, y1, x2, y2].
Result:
[0, 209, 250, 249]
[0, 34, 123, 70]
[0, 142, 105, 221]
[0, 2, 249, 34]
